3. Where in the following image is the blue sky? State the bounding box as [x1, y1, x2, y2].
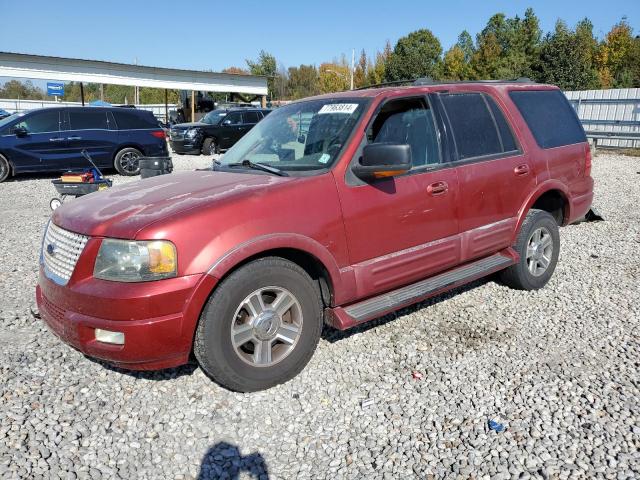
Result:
[1, 0, 638, 75]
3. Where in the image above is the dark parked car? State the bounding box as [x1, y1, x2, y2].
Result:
[0, 108, 11, 120]
[169, 108, 270, 155]
[37, 80, 594, 392]
[0, 107, 168, 182]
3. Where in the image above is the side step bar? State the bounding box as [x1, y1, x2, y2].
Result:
[327, 251, 515, 330]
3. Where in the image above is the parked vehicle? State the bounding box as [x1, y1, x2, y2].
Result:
[169, 107, 270, 155]
[0, 106, 168, 182]
[0, 108, 11, 120]
[37, 80, 594, 392]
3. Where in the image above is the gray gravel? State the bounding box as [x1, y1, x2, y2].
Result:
[1, 152, 639, 479]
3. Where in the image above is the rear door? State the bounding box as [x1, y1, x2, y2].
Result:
[64, 109, 116, 169]
[4, 109, 65, 172]
[435, 91, 535, 261]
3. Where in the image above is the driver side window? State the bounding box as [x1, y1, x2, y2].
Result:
[224, 112, 242, 125]
[369, 97, 440, 168]
[13, 110, 61, 134]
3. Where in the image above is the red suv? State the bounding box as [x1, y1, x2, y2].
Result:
[36, 80, 594, 391]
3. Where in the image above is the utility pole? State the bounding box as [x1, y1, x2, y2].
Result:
[134, 57, 139, 105]
[350, 48, 355, 90]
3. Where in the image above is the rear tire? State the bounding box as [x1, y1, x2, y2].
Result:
[500, 209, 560, 290]
[114, 147, 142, 176]
[0, 154, 11, 182]
[201, 137, 218, 156]
[194, 257, 323, 392]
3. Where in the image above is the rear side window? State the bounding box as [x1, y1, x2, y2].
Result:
[112, 110, 157, 130]
[243, 111, 261, 124]
[509, 90, 586, 149]
[68, 110, 109, 130]
[440, 93, 502, 160]
[485, 96, 518, 152]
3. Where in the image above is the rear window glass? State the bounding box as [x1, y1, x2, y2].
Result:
[68, 110, 109, 130]
[112, 110, 158, 130]
[509, 90, 586, 149]
[243, 111, 261, 124]
[440, 93, 502, 160]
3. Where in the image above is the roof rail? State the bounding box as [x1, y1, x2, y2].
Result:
[356, 77, 535, 90]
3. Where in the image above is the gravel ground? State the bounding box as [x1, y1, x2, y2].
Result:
[1, 152, 639, 480]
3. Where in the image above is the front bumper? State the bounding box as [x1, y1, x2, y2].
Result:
[36, 268, 208, 370]
[170, 138, 202, 155]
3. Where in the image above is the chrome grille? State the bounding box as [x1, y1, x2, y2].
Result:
[42, 222, 89, 285]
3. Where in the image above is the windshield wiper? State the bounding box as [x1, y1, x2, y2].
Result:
[226, 160, 289, 177]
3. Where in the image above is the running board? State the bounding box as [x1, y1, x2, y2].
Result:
[327, 251, 515, 330]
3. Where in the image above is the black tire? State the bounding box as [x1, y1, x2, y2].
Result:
[500, 209, 560, 290]
[0, 154, 11, 183]
[201, 137, 218, 156]
[114, 147, 143, 176]
[194, 257, 323, 392]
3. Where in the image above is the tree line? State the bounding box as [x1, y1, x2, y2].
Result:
[1, 9, 638, 103]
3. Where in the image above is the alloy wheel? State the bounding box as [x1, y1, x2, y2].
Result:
[526, 227, 553, 276]
[120, 151, 140, 173]
[230, 286, 303, 367]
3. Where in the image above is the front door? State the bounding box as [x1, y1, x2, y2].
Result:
[336, 96, 461, 297]
[5, 109, 66, 173]
[218, 111, 244, 149]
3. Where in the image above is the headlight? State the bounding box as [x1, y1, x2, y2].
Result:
[94, 239, 177, 282]
[185, 128, 199, 139]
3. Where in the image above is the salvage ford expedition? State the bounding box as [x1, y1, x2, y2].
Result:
[36, 80, 594, 392]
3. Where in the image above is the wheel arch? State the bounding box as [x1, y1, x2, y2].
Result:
[514, 182, 570, 241]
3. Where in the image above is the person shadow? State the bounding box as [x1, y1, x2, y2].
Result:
[197, 442, 269, 480]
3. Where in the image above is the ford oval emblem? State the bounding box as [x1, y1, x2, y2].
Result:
[46, 243, 55, 255]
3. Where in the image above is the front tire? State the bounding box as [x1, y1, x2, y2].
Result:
[194, 257, 323, 392]
[0, 154, 11, 182]
[201, 137, 218, 156]
[114, 147, 143, 176]
[500, 209, 560, 290]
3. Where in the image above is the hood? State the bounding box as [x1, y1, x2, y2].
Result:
[53, 170, 293, 239]
[171, 122, 207, 129]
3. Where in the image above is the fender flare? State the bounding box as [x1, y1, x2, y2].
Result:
[206, 233, 353, 304]
[513, 180, 570, 241]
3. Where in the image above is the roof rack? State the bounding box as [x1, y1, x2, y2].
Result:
[356, 77, 534, 90]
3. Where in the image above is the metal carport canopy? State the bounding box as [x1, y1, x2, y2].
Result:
[0, 51, 268, 95]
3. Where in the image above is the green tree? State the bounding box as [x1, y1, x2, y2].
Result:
[440, 45, 469, 80]
[535, 20, 599, 90]
[385, 29, 442, 81]
[318, 63, 350, 93]
[246, 50, 277, 99]
[597, 19, 637, 88]
[0, 80, 45, 100]
[287, 64, 319, 99]
[366, 41, 392, 86]
[353, 49, 368, 88]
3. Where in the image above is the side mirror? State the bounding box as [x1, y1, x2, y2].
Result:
[14, 126, 28, 137]
[297, 134, 306, 143]
[352, 143, 412, 180]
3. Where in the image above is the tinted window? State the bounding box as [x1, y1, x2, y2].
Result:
[112, 110, 157, 130]
[371, 97, 440, 167]
[485, 96, 517, 152]
[441, 93, 501, 160]
[68, 110, 109, 130]
[509, 90, 586, 149]
[243, 111, 261, 124]
[224, 112, 242, 125]
[14, 110, 60, 134]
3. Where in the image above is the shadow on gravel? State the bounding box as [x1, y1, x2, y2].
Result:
[86, 356, 199, 380]
[197, 441, 269, 479]
[322, 277, 493, 343]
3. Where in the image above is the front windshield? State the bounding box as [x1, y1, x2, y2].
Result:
[219, 98, 368, 172]
[201, 110, 227, 125]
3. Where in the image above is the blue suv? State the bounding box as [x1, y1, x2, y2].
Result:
[0, 107, 168, 182]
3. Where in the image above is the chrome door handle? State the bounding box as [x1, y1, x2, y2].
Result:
[514, 164, 530, 176]
[427, 181, 448, 196]
[49, 137, 65, 142]
[67, 136, 82, 140]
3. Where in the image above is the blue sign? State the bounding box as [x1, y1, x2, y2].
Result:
[47, 82, 64, 96]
